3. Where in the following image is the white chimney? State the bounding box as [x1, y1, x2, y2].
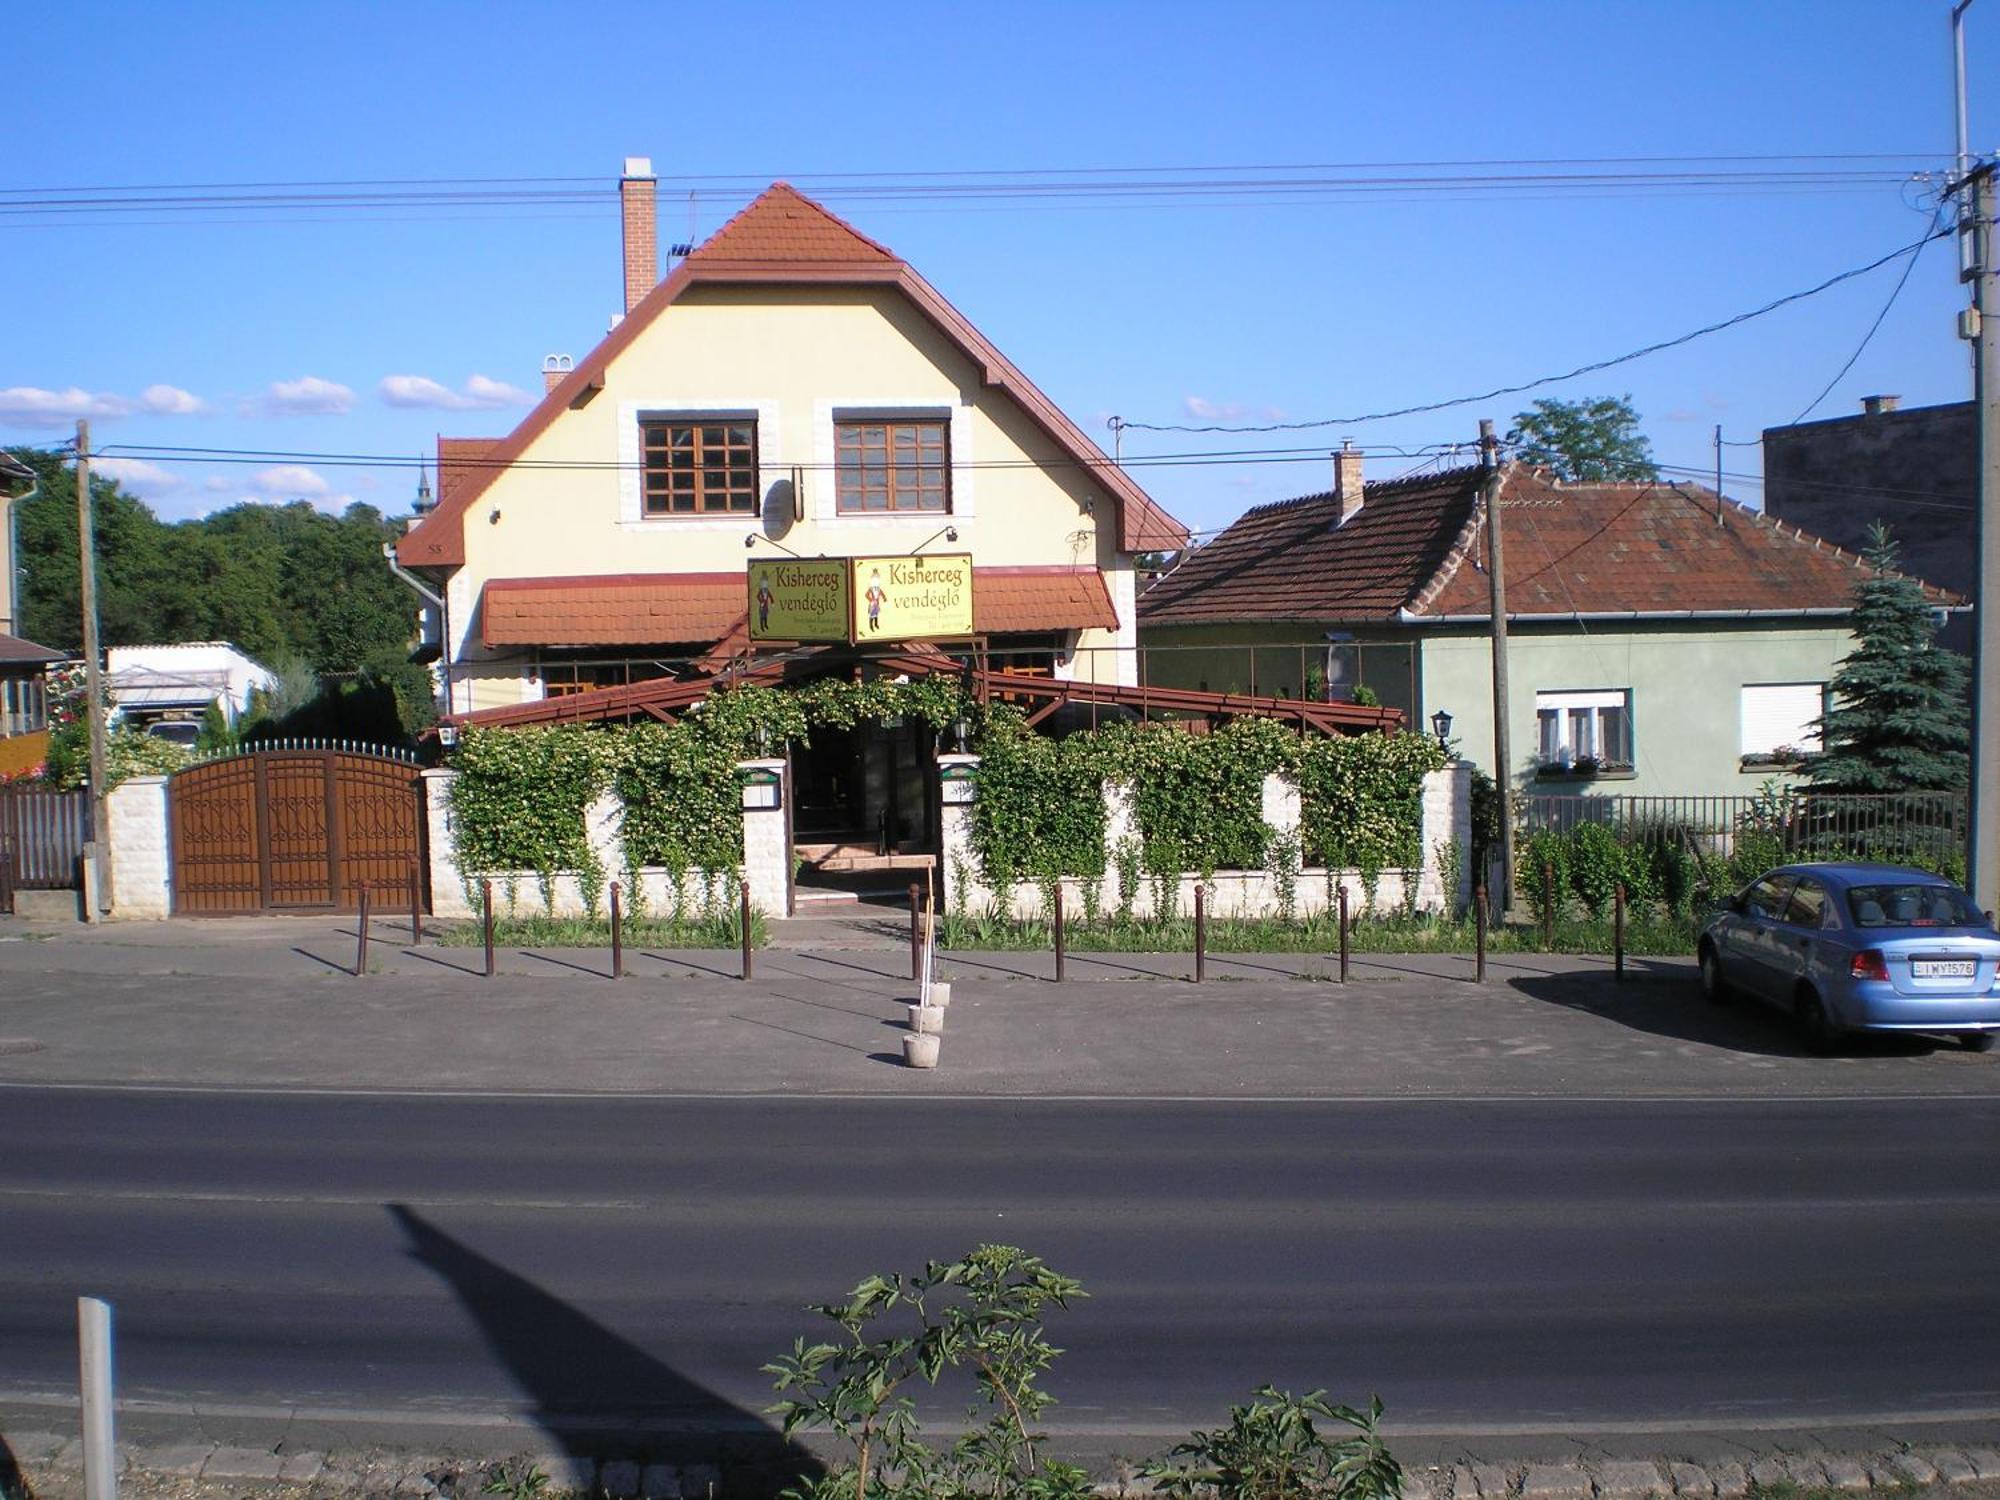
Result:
[1333, 440, 1364, 523]
[620, 156, 658, 315]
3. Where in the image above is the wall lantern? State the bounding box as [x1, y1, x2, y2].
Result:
[1430, 708, 1453, 748]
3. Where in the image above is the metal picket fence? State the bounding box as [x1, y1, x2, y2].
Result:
[0, 784, 91, 911]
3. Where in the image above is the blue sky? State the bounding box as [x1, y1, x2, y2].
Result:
[1, 1, 1991, 538]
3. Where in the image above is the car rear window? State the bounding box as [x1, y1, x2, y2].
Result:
[1844, 884, 1986, 929]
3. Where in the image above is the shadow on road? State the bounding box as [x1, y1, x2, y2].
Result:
[0, 1433, 32, 1500]
[1505, 970, 1951, 1058]
[386, 1204, 821, 1492]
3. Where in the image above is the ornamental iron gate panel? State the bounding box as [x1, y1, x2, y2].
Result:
[169, 749, 425, 915]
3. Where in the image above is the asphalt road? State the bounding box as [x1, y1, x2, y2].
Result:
[2, 1086, 1997, 1462]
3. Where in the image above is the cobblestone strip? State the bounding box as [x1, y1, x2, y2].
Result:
[15, 1437, 2000, 1500]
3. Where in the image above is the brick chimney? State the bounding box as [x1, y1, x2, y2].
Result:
[1860, 394, 1901, 416]
[542, 354, 574, 394]
[1333, 440, 1364, 523]
[620, 156, 658, 315]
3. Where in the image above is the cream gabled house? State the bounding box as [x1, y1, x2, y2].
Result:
[394, 162, 1187, 720]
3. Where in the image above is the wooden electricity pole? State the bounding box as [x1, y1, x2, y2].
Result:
[76, 420, 110, 916]
[1481, 419, 1514, 913]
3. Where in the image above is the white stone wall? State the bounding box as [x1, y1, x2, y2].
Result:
[105, 775, 171, 919]
[420, 761, 788, 921]
[938, 755, 1471, 923]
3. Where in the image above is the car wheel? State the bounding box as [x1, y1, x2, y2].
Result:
[1796, 990, 1840, 1056]
[1698, 943, 1732, 1005]
[1959, 1032, 1998, 1054]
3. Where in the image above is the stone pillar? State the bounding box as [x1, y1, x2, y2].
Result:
[1418, 761, 1475, 913]
[738, 757, 788, 917]
[1103, 779, 1139, 916]
[419, 769, 471, 918]
[936, 753, 984, 916]
[105, 774, 171, 919]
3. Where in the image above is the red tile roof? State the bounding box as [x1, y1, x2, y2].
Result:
[688, 181, 899, 265]
[1140, 467, 1487, 626]
[398, 183, 1185, 567]
[1142, 464, 1959, 627]
[480, 566, 1118, 649]
[437, 438, 500, 503]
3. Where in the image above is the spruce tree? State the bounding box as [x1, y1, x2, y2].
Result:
[1809, 525, 1969, 792]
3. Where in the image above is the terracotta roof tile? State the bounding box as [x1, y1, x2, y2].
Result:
[1419, 469, 1961, 617]
[480, 567, 1117, 649]
[687, 182, 900, 265]
[1142, 464, 1960, 628]
[437, 438, 500, 503]
[1140, 467, 1485, 625]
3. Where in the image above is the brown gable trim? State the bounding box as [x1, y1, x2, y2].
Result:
[399, 195, 1185, 568]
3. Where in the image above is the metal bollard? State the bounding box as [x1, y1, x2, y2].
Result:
[1053, 885, 1065, 984]
[409, 865, 423, 946]
[740, 878, 753, 981]
[355, 886, 370, 977]
[1614, 882, 1626, 983]
[79, 1296, 115, 1500]
[909, 882, 923, 982]
[1475, 884, 1488, 983]
[609, 881, 623, 980]
[1338, 883, 1350, 983]
[1193, 883, 1206, 984]
[482, 879, 495, 978]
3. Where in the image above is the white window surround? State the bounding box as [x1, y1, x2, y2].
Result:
[1740, 681, 1826, 757]
[813, 398, 975, 524]
[617, 399, 782, 529]
[1534, 688, 1633, 767]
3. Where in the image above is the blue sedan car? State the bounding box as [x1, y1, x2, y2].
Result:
[1698, 863, 2000, 1053]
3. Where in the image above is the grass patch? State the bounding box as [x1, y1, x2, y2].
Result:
[939, 909, 1703, 956]
[434, 910, 766, 949]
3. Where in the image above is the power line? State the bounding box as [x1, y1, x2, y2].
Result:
[1787, 206, 1945, 424]
[1119, 222, 1955, 436]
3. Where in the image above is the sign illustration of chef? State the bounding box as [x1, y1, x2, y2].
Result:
[755, 569, 774, 633]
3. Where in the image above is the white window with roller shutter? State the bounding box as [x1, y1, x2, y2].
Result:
[1740, 682, 1826, 762]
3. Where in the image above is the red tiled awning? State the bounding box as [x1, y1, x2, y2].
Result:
[480, 567, 1118, 649]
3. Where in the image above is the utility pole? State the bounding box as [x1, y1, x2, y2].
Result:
[75, 420, 110, 917]
[1966, 161, 1999, 912]
[1481, 418, 1514, 911]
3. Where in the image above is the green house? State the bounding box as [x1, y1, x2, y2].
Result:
[1138, 460, 1959, 800]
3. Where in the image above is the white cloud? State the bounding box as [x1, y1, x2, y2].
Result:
[0, 386, 135, 426]
[137, 384, 206, 415]
[1183, 395, 1249, 422]
[0, 382, 210, 428]
[203, 475, 233, 493]
[94, 457, 184, 494]
[379, 372, 534, 411]
[249, 464, 331, 496]
[263, 375, 355, 416]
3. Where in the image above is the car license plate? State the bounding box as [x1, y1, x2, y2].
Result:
[1913, 959, 1977, 979]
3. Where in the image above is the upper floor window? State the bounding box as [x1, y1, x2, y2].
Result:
[1535, 688, 1632, 769]
[641, 420, 758, 517]
[1, 675, 46, 739]
[836, 419, 949, 513]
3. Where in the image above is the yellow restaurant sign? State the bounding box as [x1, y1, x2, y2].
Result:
[850, 554, 974, 641]
[747, 554, 976, 643]
[747, 560, 849, 642]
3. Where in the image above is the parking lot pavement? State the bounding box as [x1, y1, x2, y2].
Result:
[0, 916, 1994, 1098]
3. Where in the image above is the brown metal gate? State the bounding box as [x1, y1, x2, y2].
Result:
[169, 748, 425, 915]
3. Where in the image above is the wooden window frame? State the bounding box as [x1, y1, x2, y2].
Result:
[640, 419, 760, 518]
[835, 418, 951, 515]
